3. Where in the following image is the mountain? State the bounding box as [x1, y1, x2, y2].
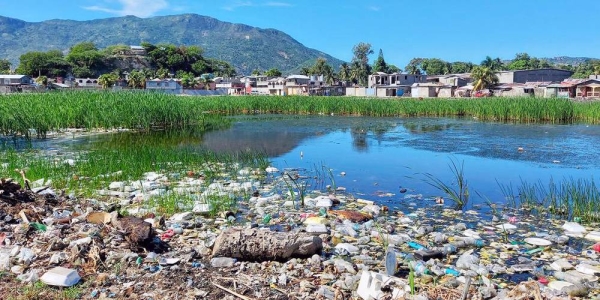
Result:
[0, 14, 344, 75]
[540, 56, 598, 66]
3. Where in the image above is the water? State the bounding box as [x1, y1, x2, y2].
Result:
[13, 115, 600, 213]
[200, 115, 600, 211]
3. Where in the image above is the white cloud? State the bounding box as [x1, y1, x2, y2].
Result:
[83, 0, 169, 18]
[265, 2, 292, 7]
[368, 6, 380, 11]
[222, 1, 253, 11]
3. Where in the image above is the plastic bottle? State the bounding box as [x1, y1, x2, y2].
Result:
[445, 268, 460, 276]
[409, 260, 429, 276]
[442, 244, 457, 255]
[407, 241, 426, 250]
[554, 271, 588, 285]
[262, 214, 271, 225]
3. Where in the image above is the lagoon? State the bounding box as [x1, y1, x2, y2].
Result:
[199, 115, 600, 212]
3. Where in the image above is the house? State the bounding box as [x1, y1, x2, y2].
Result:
[285, 75, 311, 95]
[367, 72, 427, 97]
[573, 79, 600, 98]
[130, 46, 147, 56]
[145, 78, 183, 94]
[0, 75, 32, 86]
[74, 78, 101, 88]
[427, 73, 472, 87]
[411, 82, 455, 98]
[544, 79, 600, 98]
[496, 69, 574, 84]
[213, 77, 245, 95]
[267, 77, 286, 96]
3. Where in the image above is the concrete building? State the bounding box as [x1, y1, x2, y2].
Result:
[496, 69, 573, 84]
[145, 78, 183, 94]
[411, 83, 455, 98]
[0, 75, 32, 86]
[428, 73, 472, 87]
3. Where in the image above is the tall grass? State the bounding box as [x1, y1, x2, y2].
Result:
[0, 91, 228, 138]
[498, 177, 600, 222]
[2, 92, 600, 140]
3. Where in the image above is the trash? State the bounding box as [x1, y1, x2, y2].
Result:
[414, 249, 443, 261]
[335, 243, 359, 255]
[30, 222, 47, 231]
[575, 263, 600, 275]
[524, 237, 552, 246]
[40, 267, 81, 287]
[210, 257, 236, 268]
[547, 280, 573, 291]
[306, 224, 328, 234]
[550, 259, 574, 272]
[87, 212, 112, 224]
[562, 222, 587, 234]
[584, 231, 600, 242]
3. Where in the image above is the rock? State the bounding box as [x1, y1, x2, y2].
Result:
[333, 259, 356, 274]
[210, 257, 237, 268]
[40, 267, 81, 287]
[112, 216, 153, 247]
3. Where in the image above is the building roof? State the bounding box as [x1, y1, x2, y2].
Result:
[286, 75, 310, 80]
[0, 75, 28, 79]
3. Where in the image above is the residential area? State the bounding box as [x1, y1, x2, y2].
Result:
[4, 67, 600, 100]
[2, 43, 600, 100]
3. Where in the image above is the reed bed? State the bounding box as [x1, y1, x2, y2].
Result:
[499, 177, 600, 222]
[0, 91, 228, 138]
[0, 140, 269, 196]
[3, 92, 600, 139]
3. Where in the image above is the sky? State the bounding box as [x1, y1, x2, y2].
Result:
[1, 0, 600, 68]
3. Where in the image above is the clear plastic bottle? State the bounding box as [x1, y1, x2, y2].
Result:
[554, 271, 588, 285]
[409, 260, 429, 276]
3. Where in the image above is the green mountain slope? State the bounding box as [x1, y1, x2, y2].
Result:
[0, 14, 344, 75]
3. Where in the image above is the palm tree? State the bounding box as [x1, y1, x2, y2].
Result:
[127, 70, 146, 89]
[300, 67, 311, 76]
[471, 66, 499, 91]
[98, 73, 117, 89]
[338, 63, 350, 82]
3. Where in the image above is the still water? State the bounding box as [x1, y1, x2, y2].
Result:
[200, 115, 600, 210]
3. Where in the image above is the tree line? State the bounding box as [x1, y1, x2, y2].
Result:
[3, 41, 600, 90]
[7, 42, 236, 88]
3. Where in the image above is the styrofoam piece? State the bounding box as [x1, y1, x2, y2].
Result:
[548, 280, 574, 291]
[524, 237, 552, 246]
[40, 267, 81, 287]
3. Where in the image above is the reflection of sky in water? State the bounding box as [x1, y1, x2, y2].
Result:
[28, 115, 600, 212]
[205, 116, 600, 210]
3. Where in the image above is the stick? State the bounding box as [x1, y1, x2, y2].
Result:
[212, 282, 254, 300]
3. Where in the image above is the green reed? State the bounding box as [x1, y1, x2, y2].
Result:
[498, 177, 600, 222]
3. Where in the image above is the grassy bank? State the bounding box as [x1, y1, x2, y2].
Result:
[0, 91, 229, 138]
[2, 92, 600, 138]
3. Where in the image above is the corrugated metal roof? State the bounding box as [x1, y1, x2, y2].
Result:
[0, 75, 27, 79]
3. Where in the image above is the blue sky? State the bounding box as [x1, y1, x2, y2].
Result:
[1, 0, 600, 68]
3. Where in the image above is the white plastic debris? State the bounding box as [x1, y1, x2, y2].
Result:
[40, 267, 81, 287]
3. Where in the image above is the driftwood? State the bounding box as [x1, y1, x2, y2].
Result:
[212, 228, 323, 261]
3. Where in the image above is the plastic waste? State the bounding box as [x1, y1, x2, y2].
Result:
[456, 251, 479, 271]
[30, 222, 47, 232]
[262, 214, 271, 225]
[210, 257, 237, 268]
[0, 248, 10, 271]
[407, 241, 425, 250]
[445, 268, 460, 276]
[414, 249, 443, 261]
[409, 260, 429, 276]
[40, 267, 81, 287]
[554, 271, 589, 285]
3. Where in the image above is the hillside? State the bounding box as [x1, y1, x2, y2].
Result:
[0, 14, 344, 75]
[540, 56, 598, 66]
